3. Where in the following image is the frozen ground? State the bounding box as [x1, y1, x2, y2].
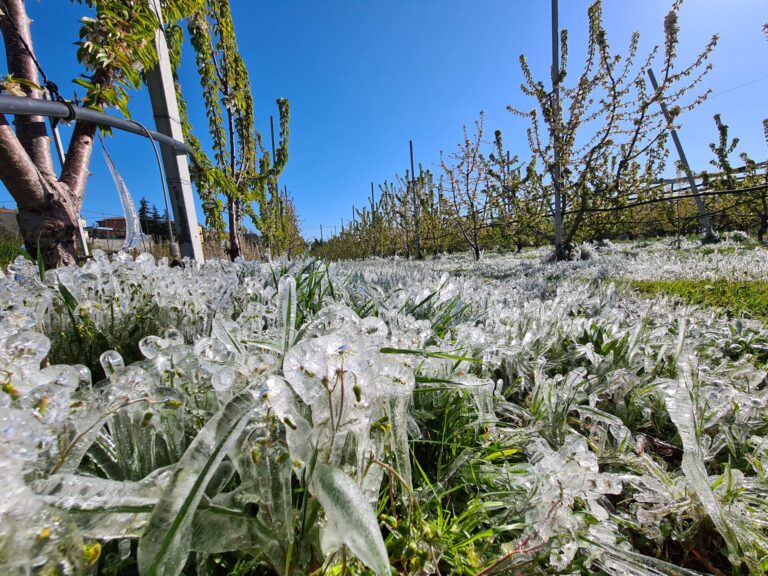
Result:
[1, 239, 767, 574]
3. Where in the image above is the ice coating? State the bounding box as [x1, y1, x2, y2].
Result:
[0, 238, 766, 573]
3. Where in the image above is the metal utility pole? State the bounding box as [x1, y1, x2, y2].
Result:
[648, 68, 716, 242]
[409, 140, 422, 258]
[551, 0, 564, 258]
[145, 0, 205, 261]
[320, 224, 323, 243]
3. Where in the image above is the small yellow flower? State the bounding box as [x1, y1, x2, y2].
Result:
[36, 527, 52, 542]
[35, 396, 50, 415]
[83, 542, 102, 567]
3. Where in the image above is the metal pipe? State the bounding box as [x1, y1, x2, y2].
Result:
[0, 94, 195, 158]
[551, 0, 564, 257]
[647, 68, 715, 241]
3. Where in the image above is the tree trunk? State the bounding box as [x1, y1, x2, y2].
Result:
[227, 196, 241, 260]
[16, 181, 82, 267]
[0, 0, 96, 269]
[552, 242, 571, 261]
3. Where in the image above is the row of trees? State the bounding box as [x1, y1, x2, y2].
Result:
[314, 1, 766, 261]
[700, 115, 768, 242]
[0, 1, 764, 266]
[0, 0, 301, 267]
[137, 197, 172, 240]
[313, 112, 766, 261]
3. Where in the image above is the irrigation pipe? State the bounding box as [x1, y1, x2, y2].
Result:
[0, 94, 199, 166]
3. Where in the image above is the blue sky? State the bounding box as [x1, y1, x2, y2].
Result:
[1, 0, 766, 239]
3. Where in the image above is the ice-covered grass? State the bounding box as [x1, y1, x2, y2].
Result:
[1, 239, 767, 575]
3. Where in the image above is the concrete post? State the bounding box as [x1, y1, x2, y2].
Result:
[145, 0, 205, 262]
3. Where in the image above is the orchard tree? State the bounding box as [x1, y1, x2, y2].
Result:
[380, 177, 412, 257]
[486, 130, 545, 251]
[262, 186, 305, 259]
[266, 188, 304, 259]
[414, 169, 445, 256]
[441, 114, 492, 261]
[512, 0, 717, 260]
[377, 184, 401, 256]
[0, 0, 196, 268]
[701, 115, 768, 242]
[186, 0, 288, 261]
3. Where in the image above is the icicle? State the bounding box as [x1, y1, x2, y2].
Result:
[102, 146, 144, 251]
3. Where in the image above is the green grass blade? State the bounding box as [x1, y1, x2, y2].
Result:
[36, 237, 45, 282]
[380, 346, 482, 363]
[58, 282, 79, 313]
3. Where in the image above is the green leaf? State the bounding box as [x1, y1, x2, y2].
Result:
[137, 391, 255, 576]
[189, 508, 273, 555]
[2, 74, 42, 91]
[311, 463, 389, 575]
[58, 282, 79, 313]
[73, 77, 96, 92]
[36, 473, 268, 550]
[36, 237, 45, 282]
[380, 346, 482, 363]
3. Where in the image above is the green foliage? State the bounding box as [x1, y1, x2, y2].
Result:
[631, 277, 768, 324]
[0, 73, 41, 96]
[0, 229, 26, 268]
[183, 0, 292, 259]
[70, 0, 198, 116]
[46, 280, 161, 383]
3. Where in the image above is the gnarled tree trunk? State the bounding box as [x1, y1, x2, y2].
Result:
[0, 0, 96, 268]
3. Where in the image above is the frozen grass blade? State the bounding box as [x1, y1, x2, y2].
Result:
[380, 346, 483, 363]
[665, 356, 742, 568]
[137, 391, 255, 576]
[278, 275, 297, 354]
[311, 462, 389, 575]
